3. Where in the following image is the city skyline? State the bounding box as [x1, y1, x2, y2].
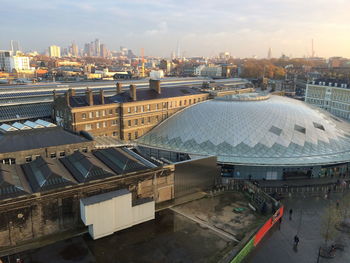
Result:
[1, 0, 350, 58]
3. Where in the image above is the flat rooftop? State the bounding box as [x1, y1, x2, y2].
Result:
[0, 126, 90, 154]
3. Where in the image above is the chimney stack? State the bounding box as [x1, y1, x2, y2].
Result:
[116, 82, 123, 94]
[100, 89, 105, 104]
[129, 84, 137, 101]
[150, 79, 161, 94]
[86, 88, 94, 106]
[68, 88, 76, 96]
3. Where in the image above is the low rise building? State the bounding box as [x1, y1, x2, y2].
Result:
[0, 145, 175, 247]
[0, 50, 31, 72]
[305, 80, 350, 120]
[198, 65, 223, 78]
[0, 120, 94, 165]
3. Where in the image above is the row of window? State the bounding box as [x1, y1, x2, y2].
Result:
[82, 109, 118, 119]
[126, 97, 204, 114]
[126, 115, 166, 127]
[308, 98, 350, 111]
[333, 93, 350, 102]
[85, 120, 117, 130]
[1, 148, 89, 165]
[127, 131, 140, 140]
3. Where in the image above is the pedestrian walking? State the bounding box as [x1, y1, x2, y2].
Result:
[289, 208, 293, 220]
[294, 235, 299, 247]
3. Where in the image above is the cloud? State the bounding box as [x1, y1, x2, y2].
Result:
[1, 0, 350, 57]
[145, 21, 168, 35]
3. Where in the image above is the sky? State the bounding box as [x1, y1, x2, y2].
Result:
[1, 0, 350, 58]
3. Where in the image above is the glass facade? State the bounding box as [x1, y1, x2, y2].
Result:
[137, 95, 350, 167]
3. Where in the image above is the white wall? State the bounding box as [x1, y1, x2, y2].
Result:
[80, 190, 155, 240]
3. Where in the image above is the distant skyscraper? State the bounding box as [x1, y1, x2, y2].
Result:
[311, 39, 315, 58]
[84, 43, 90, 56]
[267, 47, 272, 59]
[11, 40, 20, 54]
[94, 39, 100, 57]
[49, 45, 61, 58]
[176, 40, 180, 58]
[71, 42, 78, 57]
[100, 44, 108, 58]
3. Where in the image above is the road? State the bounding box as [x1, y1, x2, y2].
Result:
[247, 193, 350, 263]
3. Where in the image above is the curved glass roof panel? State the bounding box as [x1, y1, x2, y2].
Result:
[137, 95, 350, 166]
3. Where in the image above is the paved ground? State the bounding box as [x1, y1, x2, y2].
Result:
[246, 192, 350, 263]
[3, 209, 231, 263]
[173, 192, 266, 242]
[2, 192, 263, 263]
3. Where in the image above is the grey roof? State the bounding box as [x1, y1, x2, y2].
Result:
[69, 87, 205, 107]
[137, 95, 350, 166]
[108, 87, 205, 103]
[93, 148, 150, 174]
[0, 103, 52, 122]
[0, 164, 32, 199]
[22, 157, 77, 192]
[0, 126, 90, 154]
[60, 151, 115, 183]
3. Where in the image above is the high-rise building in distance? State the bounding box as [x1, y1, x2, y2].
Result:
[49, 45, 61, 58]
[71, 42, 79, 57]
[11, 40, 20, 54]
[94, 39, 100, 57]
[267, 47, 272, 59]
[100, 44, 108, 58]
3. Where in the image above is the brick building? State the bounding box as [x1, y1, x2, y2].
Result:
[53, 80, 209, 140]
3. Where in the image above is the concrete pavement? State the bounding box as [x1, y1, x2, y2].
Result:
[247, 193, 350, 263]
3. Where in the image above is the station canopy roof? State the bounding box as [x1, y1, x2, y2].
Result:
[137, 94, 350, 166]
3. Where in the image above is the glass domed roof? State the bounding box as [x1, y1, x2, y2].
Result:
[137, 95, 350, 166]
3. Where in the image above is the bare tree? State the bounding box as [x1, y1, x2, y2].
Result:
[321, 202, 341, 245]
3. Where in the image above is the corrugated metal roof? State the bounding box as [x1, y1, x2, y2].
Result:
[0, 103, 52, 122]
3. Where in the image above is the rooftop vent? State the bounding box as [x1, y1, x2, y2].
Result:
[12, 122, 32, 130]
[0, 124, 18, 132]
[269, 126, 282, 136]
[294, 124, 306, 134]
[35, 119, 56, 128]
[313, 122, 325, 131]
[23, 121, 45, 129]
